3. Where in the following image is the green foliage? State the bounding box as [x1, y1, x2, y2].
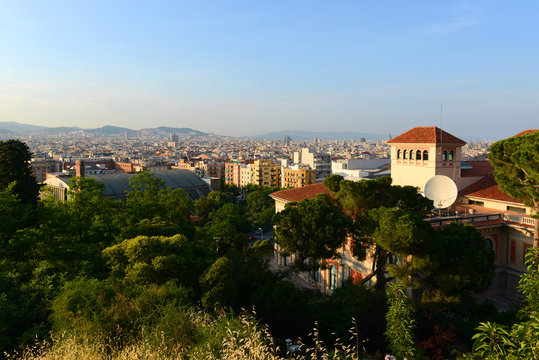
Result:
[104, 234, 211, 288]
[519, 246, 539, 317]
[0, 139, 40, 207]
[248, 279, 310, 339]
[489, 130, 539, 246]
[388, 222, 494, 306]
[122, 171, 194, 239]
[0, 183, 33, 242]
[312, 281, 387, 353]
[66, 177, 117, 247]
[385, 282, 416, 360]
[423, 223, 494, 305]
[245, 186, 278, 227]
[51, 278, 192, 348]
[273, 194, 351, 271]
[323, 174, 344, 193]
[200, 257, 236, 309]
[336, 177, 394, 216]
[194, 195, 218, 223]
[218, 180, 239, 197]
[371, 207, 430, 256]
[489, 130, 539, 212]
[463, 246, 539, 359]
[206, 203, 250, 255]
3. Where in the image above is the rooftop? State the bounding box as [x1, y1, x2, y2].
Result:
[388, 126, 466, 145]
[460, 160, 494, 178]
[270, 182, 330, 203]
[512, 129, 538, 137]
[459, 173, 522, 204]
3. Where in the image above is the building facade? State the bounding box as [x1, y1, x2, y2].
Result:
[281, 165, 315, 189]
[293, 148, 331, 180]
[272, 127, 537, 298]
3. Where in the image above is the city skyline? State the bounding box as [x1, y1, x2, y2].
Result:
[1, 1, 538, 138]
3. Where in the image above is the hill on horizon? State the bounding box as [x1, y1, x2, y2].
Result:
[251, 129, 388, 141]
[0, 122, 208, 137]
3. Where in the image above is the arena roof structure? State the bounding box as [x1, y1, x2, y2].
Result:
[44, 169, 211, 201]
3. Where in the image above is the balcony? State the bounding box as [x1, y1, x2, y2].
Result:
[427, 204, 536, 230]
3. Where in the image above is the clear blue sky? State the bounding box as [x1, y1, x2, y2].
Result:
[1, 0, 538, 139]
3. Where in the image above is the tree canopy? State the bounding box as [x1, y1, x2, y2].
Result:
[273, 193, 351, 270]
[489, 130, 539, 246]
[0, 140, 40, 207]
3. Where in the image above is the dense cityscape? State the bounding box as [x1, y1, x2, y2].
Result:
[1, 1, 538, 359]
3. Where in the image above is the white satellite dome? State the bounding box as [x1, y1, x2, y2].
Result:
[424, 175, 458, 209]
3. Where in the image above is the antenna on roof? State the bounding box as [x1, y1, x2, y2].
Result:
[440, 103, 443, 144]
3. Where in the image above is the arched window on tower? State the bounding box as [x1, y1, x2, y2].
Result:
[448, 150, 454, 161]
[403, 150, 408, 160]
[397, 149, 402, 159]
[442, 150, 447, 161]
[410, 149, 415, 160]
[423, 150, 429, 160]
[416, 150, 422, 160]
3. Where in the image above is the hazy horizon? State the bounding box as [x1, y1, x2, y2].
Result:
[1, 1, 538, 138]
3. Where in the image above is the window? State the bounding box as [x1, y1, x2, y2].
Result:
[329, 265, 337, 291]
[397, 149, 402, 159]
[448, 150, 454, 161]
[416, 150, 422, 160]
[442, 150, 447, 161]
[313, 269, 320, 284]
[403, 150, 408, 159]
[485, 239, 493, 250]
[469, 199, 485, 206]
[423, 150, 429, 160]
[507, 206, 526, 214]
[410, 149, 415, 160]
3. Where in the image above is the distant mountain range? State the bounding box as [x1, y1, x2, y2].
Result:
[0, 122, 208, 137]
[251, 130, 388, 141]
[0, 121, 391, 141]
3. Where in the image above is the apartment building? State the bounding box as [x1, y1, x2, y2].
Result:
[251, 159, 281, 187]
[282, 165, 315, 189]
[293, 147, 331, 180]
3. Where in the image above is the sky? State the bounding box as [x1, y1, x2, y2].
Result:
[0, 0, 538, 139]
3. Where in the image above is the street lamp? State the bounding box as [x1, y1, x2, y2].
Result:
[258, 227, 263, 241]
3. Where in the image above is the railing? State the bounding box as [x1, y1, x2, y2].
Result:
[429, 212, 536, 228]
[504, 214, 536, 226]
[428, 213, 503, 227]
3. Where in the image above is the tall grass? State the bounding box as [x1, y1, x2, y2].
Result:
[8, 310, 376, 360]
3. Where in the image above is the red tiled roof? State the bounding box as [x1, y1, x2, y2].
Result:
[460, 173, 523, 204]
[461, 161, 494, 178]
[388, 126, 466, 145]
[270, 183, 330, 203]
[512, 129, 538, 137]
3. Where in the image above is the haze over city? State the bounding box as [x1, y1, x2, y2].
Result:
[1, 1, 538, 139]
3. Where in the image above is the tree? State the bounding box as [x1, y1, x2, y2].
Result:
[0, 139, 40, 207]
[323, 174, 344, 193]
[385, 282, 417, 360]
[206, 203, 250, 255]
[0, 183, 33, 242]
[246, 186, 278, 227]
[103, 234, 211, 288]
[123, 171, 194, 239]
[66, 176, 117, 246]
[332, 178, 433, 289]
[273, 194, 351, 271]
[200, 257, 236, 309]
[390, 223, 495, 305]
[464, 247, 539, 359]
[489, 130, 539, 247]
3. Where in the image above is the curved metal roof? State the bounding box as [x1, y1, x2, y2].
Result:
[47, 169, 211, 201]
